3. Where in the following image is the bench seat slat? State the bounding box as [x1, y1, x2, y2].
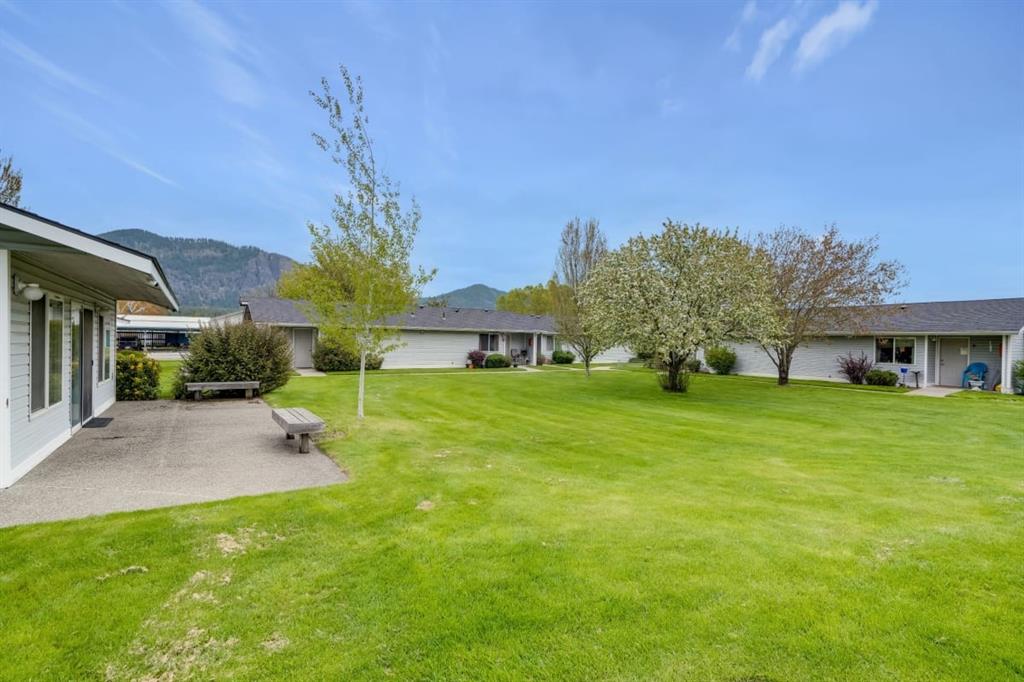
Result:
[186, 381, 260, 390]
[272, 407, 325, 435]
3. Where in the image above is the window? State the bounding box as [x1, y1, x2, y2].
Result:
[48, 299, 64, 405]
[544, 336, 553, 351]
[875, 336, 914, 364]
[478, 333, 499, 352]
[100, 314, 111, 381]
[30, 298, 46, 412]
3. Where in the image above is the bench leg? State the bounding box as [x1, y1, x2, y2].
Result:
[286, 433, 295, 440]
[193, 390, 201, 401]
[245, 388, 253, 399]
[299, 433, 310, 453]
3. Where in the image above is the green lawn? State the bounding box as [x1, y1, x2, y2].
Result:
[157, 360, 180, 399]
[1, 371, 1022, 680]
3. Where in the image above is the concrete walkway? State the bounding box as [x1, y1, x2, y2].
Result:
[906, 386, 963, 398]
[0, 400, 345, 528]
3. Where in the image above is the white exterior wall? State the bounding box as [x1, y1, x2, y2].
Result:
[729, 336, 928, 383]
[6, 258, 117, 486]
[593, 345, 634, 363]
[382, 330, 482, 368]
[1007, 329, 1024, 393]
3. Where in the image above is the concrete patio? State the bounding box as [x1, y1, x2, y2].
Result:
[0, 400, 345, 528]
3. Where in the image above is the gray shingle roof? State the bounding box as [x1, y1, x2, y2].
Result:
[242, 297, 556, 333]
[243, 297, 315, 325]
[838, 298, 1024, 334]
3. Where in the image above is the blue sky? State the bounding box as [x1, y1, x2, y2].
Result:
[1, 0, 1021, 300]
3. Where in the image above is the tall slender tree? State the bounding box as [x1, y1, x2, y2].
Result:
[756, 225, 905, 385]
[553, 217, 609, 376]
[278, 65, 434, 418]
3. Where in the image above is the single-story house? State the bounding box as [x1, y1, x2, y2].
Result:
[1, 203, 178, 488]
[724, 298, 1024, 393]
[116, 313, 208, 350]
[238, 297, 633, 369]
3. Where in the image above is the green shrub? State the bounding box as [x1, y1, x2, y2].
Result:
[1014, 360, 1024, 394]
[313, 336, 382, 372]
[552, 349, 575, 364]
[485, 353, 511, 368]
[656, 369, 690, 393]
[174, 323, 292, 398]
[704, 346, 737, 375]
[865, 369, 899, 386]
[684, 357, 702, 373]
[116, 351, 160, 400]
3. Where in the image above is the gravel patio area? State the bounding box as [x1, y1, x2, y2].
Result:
[0, 400, 345, 527]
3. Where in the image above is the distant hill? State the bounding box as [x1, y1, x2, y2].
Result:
[99, 229, 296, 315]
[423, 283, 505, 309]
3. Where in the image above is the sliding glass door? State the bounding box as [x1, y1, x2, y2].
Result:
[71, 308, 82, 427]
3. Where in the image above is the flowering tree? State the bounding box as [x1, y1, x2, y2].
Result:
[756, 225, 905, 385]
[584, 221, 776, 392]
[279, 66, 434, 418]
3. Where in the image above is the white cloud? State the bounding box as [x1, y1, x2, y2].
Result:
[795, 0, 878, 72]
[41, 102, 178, 187]
[163, 0, 263, 107]
[0, 31, 100, 95]
[724, 0, 758, 52]
[746, 17, 796, 81]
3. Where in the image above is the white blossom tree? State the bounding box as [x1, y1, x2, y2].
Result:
[584, 221, 777, 392]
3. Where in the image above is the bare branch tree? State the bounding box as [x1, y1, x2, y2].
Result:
[553, 217, 610, 376]
[1, 148, 24, 207]
[756, 224, 907, 385]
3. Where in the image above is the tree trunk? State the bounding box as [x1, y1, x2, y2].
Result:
[777, 349, 791, 386]
[357, 350, 366, 419]
[661, 354, 687, 392]
[584, 355, 591, 377]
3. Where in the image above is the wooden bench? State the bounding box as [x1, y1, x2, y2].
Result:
[271, 407, 325, 453]
[185, 381, 260, 401]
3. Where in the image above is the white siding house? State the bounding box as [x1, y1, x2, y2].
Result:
[1, 204, 177, 487]
[239, 298, 559, 369]
[723, 299, 1023, 393]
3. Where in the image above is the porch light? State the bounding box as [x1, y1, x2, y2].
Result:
[13, 277, 43, 301]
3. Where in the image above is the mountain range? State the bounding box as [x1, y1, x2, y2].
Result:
[99, 229, 296, 315]
[99, 229, 506, 314]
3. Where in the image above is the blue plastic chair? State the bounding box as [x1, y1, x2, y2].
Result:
[961, 362, 988, 388]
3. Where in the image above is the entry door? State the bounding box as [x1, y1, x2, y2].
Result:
[292, 328, 314, 368]
[938, 337, 968, 386]
[82, 309, 94, 421]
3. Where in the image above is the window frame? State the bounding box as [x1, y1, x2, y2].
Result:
[478, 333, 500, 352]
[100, 313, 112, 382]
[30, 293, 66, 415]
[874, 336, 915, 365]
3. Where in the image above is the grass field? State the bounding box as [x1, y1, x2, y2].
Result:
[1, 369, 1021, 680]
[157, 360, 180, 399]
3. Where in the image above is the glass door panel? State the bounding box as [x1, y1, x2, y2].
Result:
[71, 308, 82, 427]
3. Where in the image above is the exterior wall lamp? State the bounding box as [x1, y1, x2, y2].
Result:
[13, 276, 44, 301]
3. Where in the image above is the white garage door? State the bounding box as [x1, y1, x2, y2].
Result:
[382, 331, 480, 368]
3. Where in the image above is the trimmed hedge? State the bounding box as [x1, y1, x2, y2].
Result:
[552, 350, 575, 364]
[116, 351, 160, 400]
[467, 350, 486, 368]
[174, 323, 292, 398]
[704, 346, 737, 375]
[865, 369, 899, 386]
[485, 353, 511, 368]
[313, 336, 382, 372]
